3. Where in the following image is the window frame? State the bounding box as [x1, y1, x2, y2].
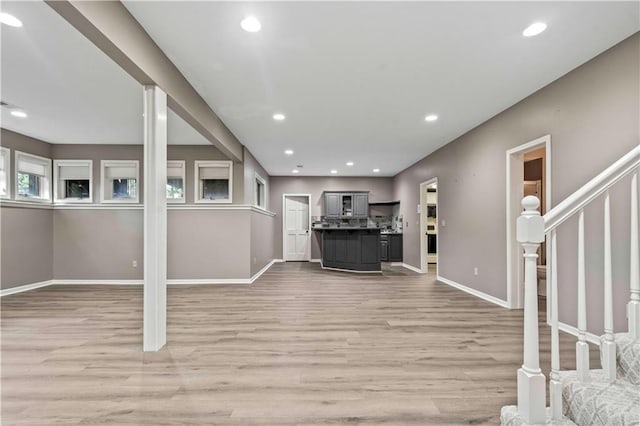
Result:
[166, 160, 186, 204]
[194, 160, 233, 204]
[53, 159, 93, 204]
[100, 160, 140, 204]
[254, 172, 267, 210]
[14, 150, 52, 203]
[0, 147, 10, 199]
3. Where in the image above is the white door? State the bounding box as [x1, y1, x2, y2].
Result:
[284, 196, 310, 261]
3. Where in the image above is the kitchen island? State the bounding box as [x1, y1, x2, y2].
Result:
[314, 227, 381, 273]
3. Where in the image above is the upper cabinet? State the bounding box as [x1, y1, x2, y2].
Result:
[323, 191, 369, 218]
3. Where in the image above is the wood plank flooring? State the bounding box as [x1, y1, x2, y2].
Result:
[1, 262, 600, 425]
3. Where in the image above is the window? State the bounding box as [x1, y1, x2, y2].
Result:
[194, 160, 233, 203]
[15, 151, 51, 202]
[167, 160, 185, 203]
[0, 147, 9, 199]
[54, 160, 92, 203]
[254, 172, 267, 209]
[101, 160, 139, 203]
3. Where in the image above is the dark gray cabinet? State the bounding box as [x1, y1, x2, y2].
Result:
[354, 193, 369, 218]
[380, 234, 403, 262]
[324, 193, 341, 218]
[320, 229, 380, 271]
[323, 191, 369, 218]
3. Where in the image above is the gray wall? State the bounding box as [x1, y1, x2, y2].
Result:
[392, 33, 639, 334]
[54, 209, 143, 280]
[1, 129, 54, 289]
[250, 211, 275, 276]
[269, 176, 394, 259]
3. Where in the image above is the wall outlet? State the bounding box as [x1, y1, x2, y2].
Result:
[405, 221, 409, 228]
[442, 219, 446, 227]
[132, 260, 138, 268]
[474, 267, 478, 276]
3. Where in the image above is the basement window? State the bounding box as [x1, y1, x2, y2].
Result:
[0, 147, 9, 199]
[254, 172, 267, 209]
[167, 160, 185, 203]
[194, 160, 233, 203]
[54, 159, 92, 203]
[15, 151, 51, 202]
[101, 160, 139, 203]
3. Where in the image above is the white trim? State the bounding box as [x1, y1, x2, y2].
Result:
[53, 159, 93, 204]
[390, 262, 404, 267]
[310, 258, 321, 263]
[0, 199, 53, 209]
[282, 193, 312, 261]
[273, 259, 285, 263]
[437, 275, 510, 308]
[419, 177, 438, 274]
[254, 171, 267, 210]
[506, 134, 551, 310]
[168, 278, 251, 285]
[0, 146, 11, 199]
[53, 280, 143, 285]
[53, 204, 143, 210]
[402, 263, 424, 274]
[14, 150, 52, 203]
[0, 280, 53, 297]
[557, 321, 601, 346]
[194, 160, 233, 204]
[250, 259, 276, 282]
[166, 160, 186, 204]
[100, 159, 140, 204]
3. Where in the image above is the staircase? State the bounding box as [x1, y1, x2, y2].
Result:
[501, 145, 640, 426]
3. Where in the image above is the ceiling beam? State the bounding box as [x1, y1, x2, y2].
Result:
[45, 0, 243, 162]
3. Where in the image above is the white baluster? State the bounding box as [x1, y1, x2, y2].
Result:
[576, 209, 590, 382]
[630, 172, 640, 341]
[549, 229, 563, 419]
[602, 192, 616, 381]
[516, 196, 546, 424]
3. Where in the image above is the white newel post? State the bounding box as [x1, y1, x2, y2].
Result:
[602, 192, 616, 381]
[630, 172, 639, 342]
[516, 196, 546, 424]
[143, 85, 168, 352]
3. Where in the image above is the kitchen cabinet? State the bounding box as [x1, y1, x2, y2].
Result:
[380, 238, 389, 261]
[380, 233, 403, 262]
[323, 191, 369, 218]
[324, 193, 341, 218]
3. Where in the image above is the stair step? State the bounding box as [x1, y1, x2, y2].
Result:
[608, 333, 640, 385]
[561, 369, 640, 425]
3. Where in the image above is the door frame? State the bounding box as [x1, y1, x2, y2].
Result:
[419, 178, 438, 274]
[282, 193, 312, 261]
[506, 134, 551, 309]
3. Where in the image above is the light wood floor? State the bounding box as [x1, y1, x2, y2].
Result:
[1, 262, 599, 425]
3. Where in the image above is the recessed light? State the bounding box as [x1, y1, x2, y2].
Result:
[425, 114, 438, 122]
[523, 22, 547, 37]
[10, 110, 27, 118]
[373, 168, 380, 173]
[273, 113, 285, 121]
[241, 16, 261, 33]
[284, 149, 294, 155]
[0, 13, 23, 28]
[330, 170, 337, 174]
[292, 169, 299, 174]
[346, 161, 354, 166]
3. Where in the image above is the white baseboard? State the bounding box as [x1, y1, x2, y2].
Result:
[53, 280, 144, 285]
[310, 259, 321, 263]
[0, 280, 54, 297]
[390, 262, 403, 267]
[557, 321, 601, 346]
[168, 278, 250, 285]
[250, 259, 277, 283]
[402, 263, 424, 274]
[437, 275, 510, 308]
[273, 259, 285, 263]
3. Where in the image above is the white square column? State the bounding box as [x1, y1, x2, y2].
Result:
[143, 85, 168, 352]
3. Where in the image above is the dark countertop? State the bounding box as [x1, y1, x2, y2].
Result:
[313, 226, 381, 231]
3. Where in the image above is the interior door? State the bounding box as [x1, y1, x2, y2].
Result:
[284, 196, 310, 261]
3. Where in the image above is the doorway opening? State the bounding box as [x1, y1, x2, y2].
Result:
[506, 135, 551, 309]
[420, 178, 438, 274]
[282, 194, 312, 261]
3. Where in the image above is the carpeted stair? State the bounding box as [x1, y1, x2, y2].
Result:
[501, 333, 640, 425]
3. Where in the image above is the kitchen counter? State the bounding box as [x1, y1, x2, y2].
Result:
[314, 228, 381, 273]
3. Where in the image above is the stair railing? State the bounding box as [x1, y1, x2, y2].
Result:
[515, 144, 640, 423]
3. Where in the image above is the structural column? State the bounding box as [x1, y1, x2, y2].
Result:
[143, 85, 168, 351]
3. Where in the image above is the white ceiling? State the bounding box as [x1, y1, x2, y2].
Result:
[1, 2, 638, 176]
[0, 1, 209, 146]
